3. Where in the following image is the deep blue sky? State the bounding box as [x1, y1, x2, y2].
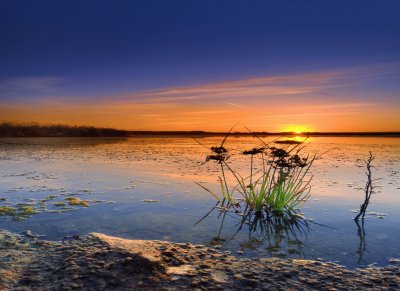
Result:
[0, 0, 399, 131]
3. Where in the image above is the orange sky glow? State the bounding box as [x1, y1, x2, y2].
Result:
[1, 65, 399, 132]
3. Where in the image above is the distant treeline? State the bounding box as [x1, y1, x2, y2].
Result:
[0, 122, 129, 137]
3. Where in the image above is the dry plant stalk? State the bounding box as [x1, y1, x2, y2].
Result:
[354, 152, 375, 221]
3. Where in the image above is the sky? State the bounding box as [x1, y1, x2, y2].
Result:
[0, 0, 399, 132]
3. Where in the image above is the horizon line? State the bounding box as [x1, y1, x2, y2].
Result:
[1, 122, 400, 137]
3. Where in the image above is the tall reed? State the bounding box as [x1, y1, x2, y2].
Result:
[197, 134, 315, 217]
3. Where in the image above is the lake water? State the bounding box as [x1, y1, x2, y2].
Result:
[0, 136, 399, 268]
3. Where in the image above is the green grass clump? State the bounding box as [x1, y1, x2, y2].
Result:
[196, 133, 315, 217]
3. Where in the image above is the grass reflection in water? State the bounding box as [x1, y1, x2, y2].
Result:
[196, 204, 310, 258]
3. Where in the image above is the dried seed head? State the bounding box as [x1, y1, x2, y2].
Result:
[206, 154, 229, 163]
[270, 147, 289, 158]
[211, 146, 228, 154]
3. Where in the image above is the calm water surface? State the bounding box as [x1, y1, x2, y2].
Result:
[0, 136, 399, 268]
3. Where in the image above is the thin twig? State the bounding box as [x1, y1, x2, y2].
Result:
[354, 152, 375, 221]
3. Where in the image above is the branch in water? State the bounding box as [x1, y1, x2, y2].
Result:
[354, 152, 375, 221]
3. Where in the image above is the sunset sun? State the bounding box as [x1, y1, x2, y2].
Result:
[281, 126, 311, 134]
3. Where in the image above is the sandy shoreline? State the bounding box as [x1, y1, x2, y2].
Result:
[0, 230, 399, 290]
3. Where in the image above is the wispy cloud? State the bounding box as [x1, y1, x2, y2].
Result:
[180, 110, 229, 115]
[70, 62, 400, 107]
[3, 63, 400, 106]
[0, 76, 64, 100]
[223, 102, 244, 108]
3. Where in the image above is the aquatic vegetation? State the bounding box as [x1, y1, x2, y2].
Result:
[17, 206, 37, 215]
[42, 195, 58, 202]
[53, 202, 67, 207]
[0, 184, 115, 221]
[194, 130, 315, 258]
[196, 131, 315, 216]
[64, 197, 90, 207]
[0, 205, 38, 221]
[0, 206, 16, 215]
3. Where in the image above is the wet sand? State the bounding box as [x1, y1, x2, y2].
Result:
[0, 230, 399, 290]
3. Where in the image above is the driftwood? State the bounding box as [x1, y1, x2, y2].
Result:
[354, 152, 375, 221]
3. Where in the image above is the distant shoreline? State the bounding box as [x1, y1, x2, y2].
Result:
[1, 123, 399, 138]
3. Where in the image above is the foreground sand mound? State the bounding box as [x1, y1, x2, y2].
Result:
[0, 230, 399, 290]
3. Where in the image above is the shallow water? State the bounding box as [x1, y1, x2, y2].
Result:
[0, 136, 399, 268]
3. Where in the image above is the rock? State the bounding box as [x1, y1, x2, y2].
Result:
[388, 258, 400, 265]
